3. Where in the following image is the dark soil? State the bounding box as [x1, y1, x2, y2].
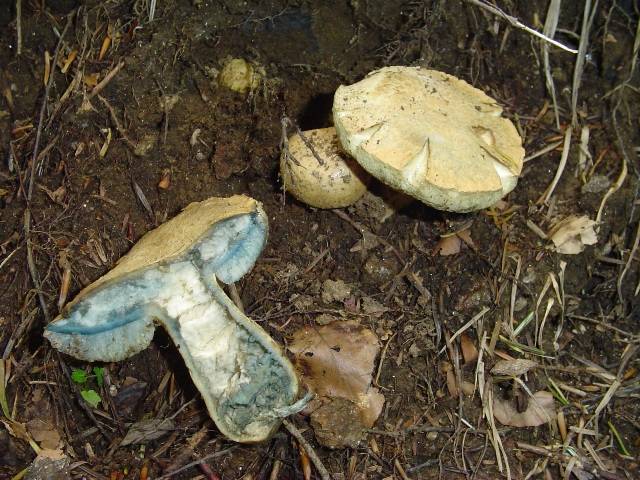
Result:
[1, 1, 639, 479]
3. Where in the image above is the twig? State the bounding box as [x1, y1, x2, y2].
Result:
[523, 140, 563, 163]
[98, 95, 139, 152]
[155, 447, 237, 479]
[282, 419, 331, 480]
[16, 0, 22, 56]
[394, 459, 412, 480]
[596, 155, 627, 225]
[332, 209, 403, 262]
[374, 331, 396, 386]
[537, 125, 572, 204]
[88, 60, 125, 99]
[541, 0, 562, 129]
[282, 116, 325, 166]
[568, 314, 637, 339]
[228, 283, 244, 313]
[367, 425, 455, 437]
[618, 220, 640, 305]
[463, 0, 577, 53]
[438, 307, 489, 355]
[23, 14, 73, 323]
[571, 0, 599, 127]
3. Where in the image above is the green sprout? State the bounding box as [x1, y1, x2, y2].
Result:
[71, 367, 103, 409]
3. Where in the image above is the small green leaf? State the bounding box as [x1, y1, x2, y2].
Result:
[80, 389, 101, 408]
[93, 367, 105, 388]
[71, 369, 88, 384]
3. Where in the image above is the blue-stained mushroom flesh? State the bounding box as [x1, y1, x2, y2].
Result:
[45, 209, 301, 442]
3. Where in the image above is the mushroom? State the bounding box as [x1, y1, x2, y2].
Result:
[44, 195, 302, 443]
[280, 127, 370, 209]
[333, 66, 525, 212]
[218, 58, 263, 94]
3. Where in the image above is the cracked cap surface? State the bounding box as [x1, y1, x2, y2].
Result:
[333, 66, 525, 212]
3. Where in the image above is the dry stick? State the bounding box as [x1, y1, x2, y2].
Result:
[570, 0, 599, 127]
[374, 331, 396, 386]
[542, 0, 562, 130]
[282, 419, 331, 480]
[537, 125, 572, 204]
[523, 140, 563, 163]
[596, 156, 627, 225]
[619, 220, 640, 302]
[283, 116, 325, 166]
[155, 447, 237, 480]
[463, 0, 577, 53]
[98, 95, 139, 152]
[332, 209, 403, 262]
[15, 0, 22, 56]
[394, 459, 412, 480]
[46, 10, 89, 130]
[23, 14, 73, 324]
[88, 60, 125, 100]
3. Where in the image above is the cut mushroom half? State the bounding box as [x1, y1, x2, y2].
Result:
[44, 195, 302, 443]
[333, 66, 525, 212]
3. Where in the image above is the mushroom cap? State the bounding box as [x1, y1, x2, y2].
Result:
[333, 67, 525, 212]
[280, 127, 370, 209]
[44, 195, 302, 443]
[77, 195, 264, 298]
[218, 58, 261, 93]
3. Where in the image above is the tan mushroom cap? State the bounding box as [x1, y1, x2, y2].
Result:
[333, 67, 525, 212]
[280, 127, 370, 209]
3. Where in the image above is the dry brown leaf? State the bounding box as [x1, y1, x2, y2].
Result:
[289, 320, 384, 427]
[435, 235, 461, 256]
[1, 419, 33, 444]
[83, 72, 99, 87]
[548, 215, 597, 254]
[491, 359, 538, 377]
[441, 362, 458, 398]
[27, 419, 61, 450]
[460, 333, 479, 364]
[457, 229, 476, 250]
[120, 418, 175, 446]
[493, 390, 555, 427]
[158, 170, 171, 189]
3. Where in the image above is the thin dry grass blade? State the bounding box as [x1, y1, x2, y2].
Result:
[0, 359, 9, 418]
[538, 126, 572, 204]
[571, 0, 599, 127]
[542, 0, 562, 129]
